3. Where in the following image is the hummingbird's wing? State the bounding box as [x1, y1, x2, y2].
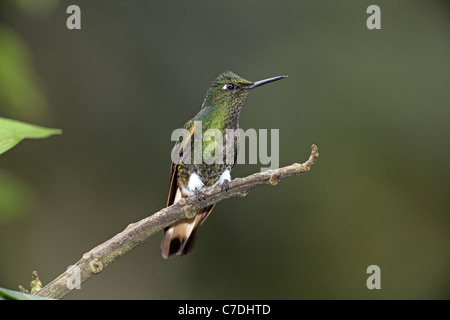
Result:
[166, 120, 195, 206]
[166, 161, 179, 207]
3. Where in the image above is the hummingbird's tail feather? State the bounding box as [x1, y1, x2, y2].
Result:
[161, 206, 213, 259]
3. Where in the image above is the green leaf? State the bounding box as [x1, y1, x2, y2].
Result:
[0, 287, 55, 300]
[0, 117, 62, 155]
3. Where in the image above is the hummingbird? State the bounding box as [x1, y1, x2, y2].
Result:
[161, 71, 287, 259]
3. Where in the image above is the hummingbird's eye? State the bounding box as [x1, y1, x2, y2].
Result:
[223, 83, 236, 91]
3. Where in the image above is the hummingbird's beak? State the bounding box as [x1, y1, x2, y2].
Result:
[245, 75, 288, 89]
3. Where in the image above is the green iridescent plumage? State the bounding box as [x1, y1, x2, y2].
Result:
[177, 71, 254, 186]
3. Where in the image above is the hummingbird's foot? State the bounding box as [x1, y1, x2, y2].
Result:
[221, 179, 230, 192]
[194, 189, 206, 202]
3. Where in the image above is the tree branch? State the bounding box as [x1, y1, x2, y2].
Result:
[34, 144, 319, 299]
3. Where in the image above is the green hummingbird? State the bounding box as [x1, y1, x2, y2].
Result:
[161, 71, 287, 259]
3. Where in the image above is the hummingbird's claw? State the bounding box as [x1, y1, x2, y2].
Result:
[194, 189, 206, 202]
[221, 180, 230, 193]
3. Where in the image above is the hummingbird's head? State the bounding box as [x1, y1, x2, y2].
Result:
[205, 71, 252, 108]
[205, 71, 287, 109]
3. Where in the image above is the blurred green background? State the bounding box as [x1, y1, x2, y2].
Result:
[0, 0, 449, 299]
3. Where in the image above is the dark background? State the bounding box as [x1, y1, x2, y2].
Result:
[0, 0, 449, 299]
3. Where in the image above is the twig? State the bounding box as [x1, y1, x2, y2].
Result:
[35, 144, 319, 299]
